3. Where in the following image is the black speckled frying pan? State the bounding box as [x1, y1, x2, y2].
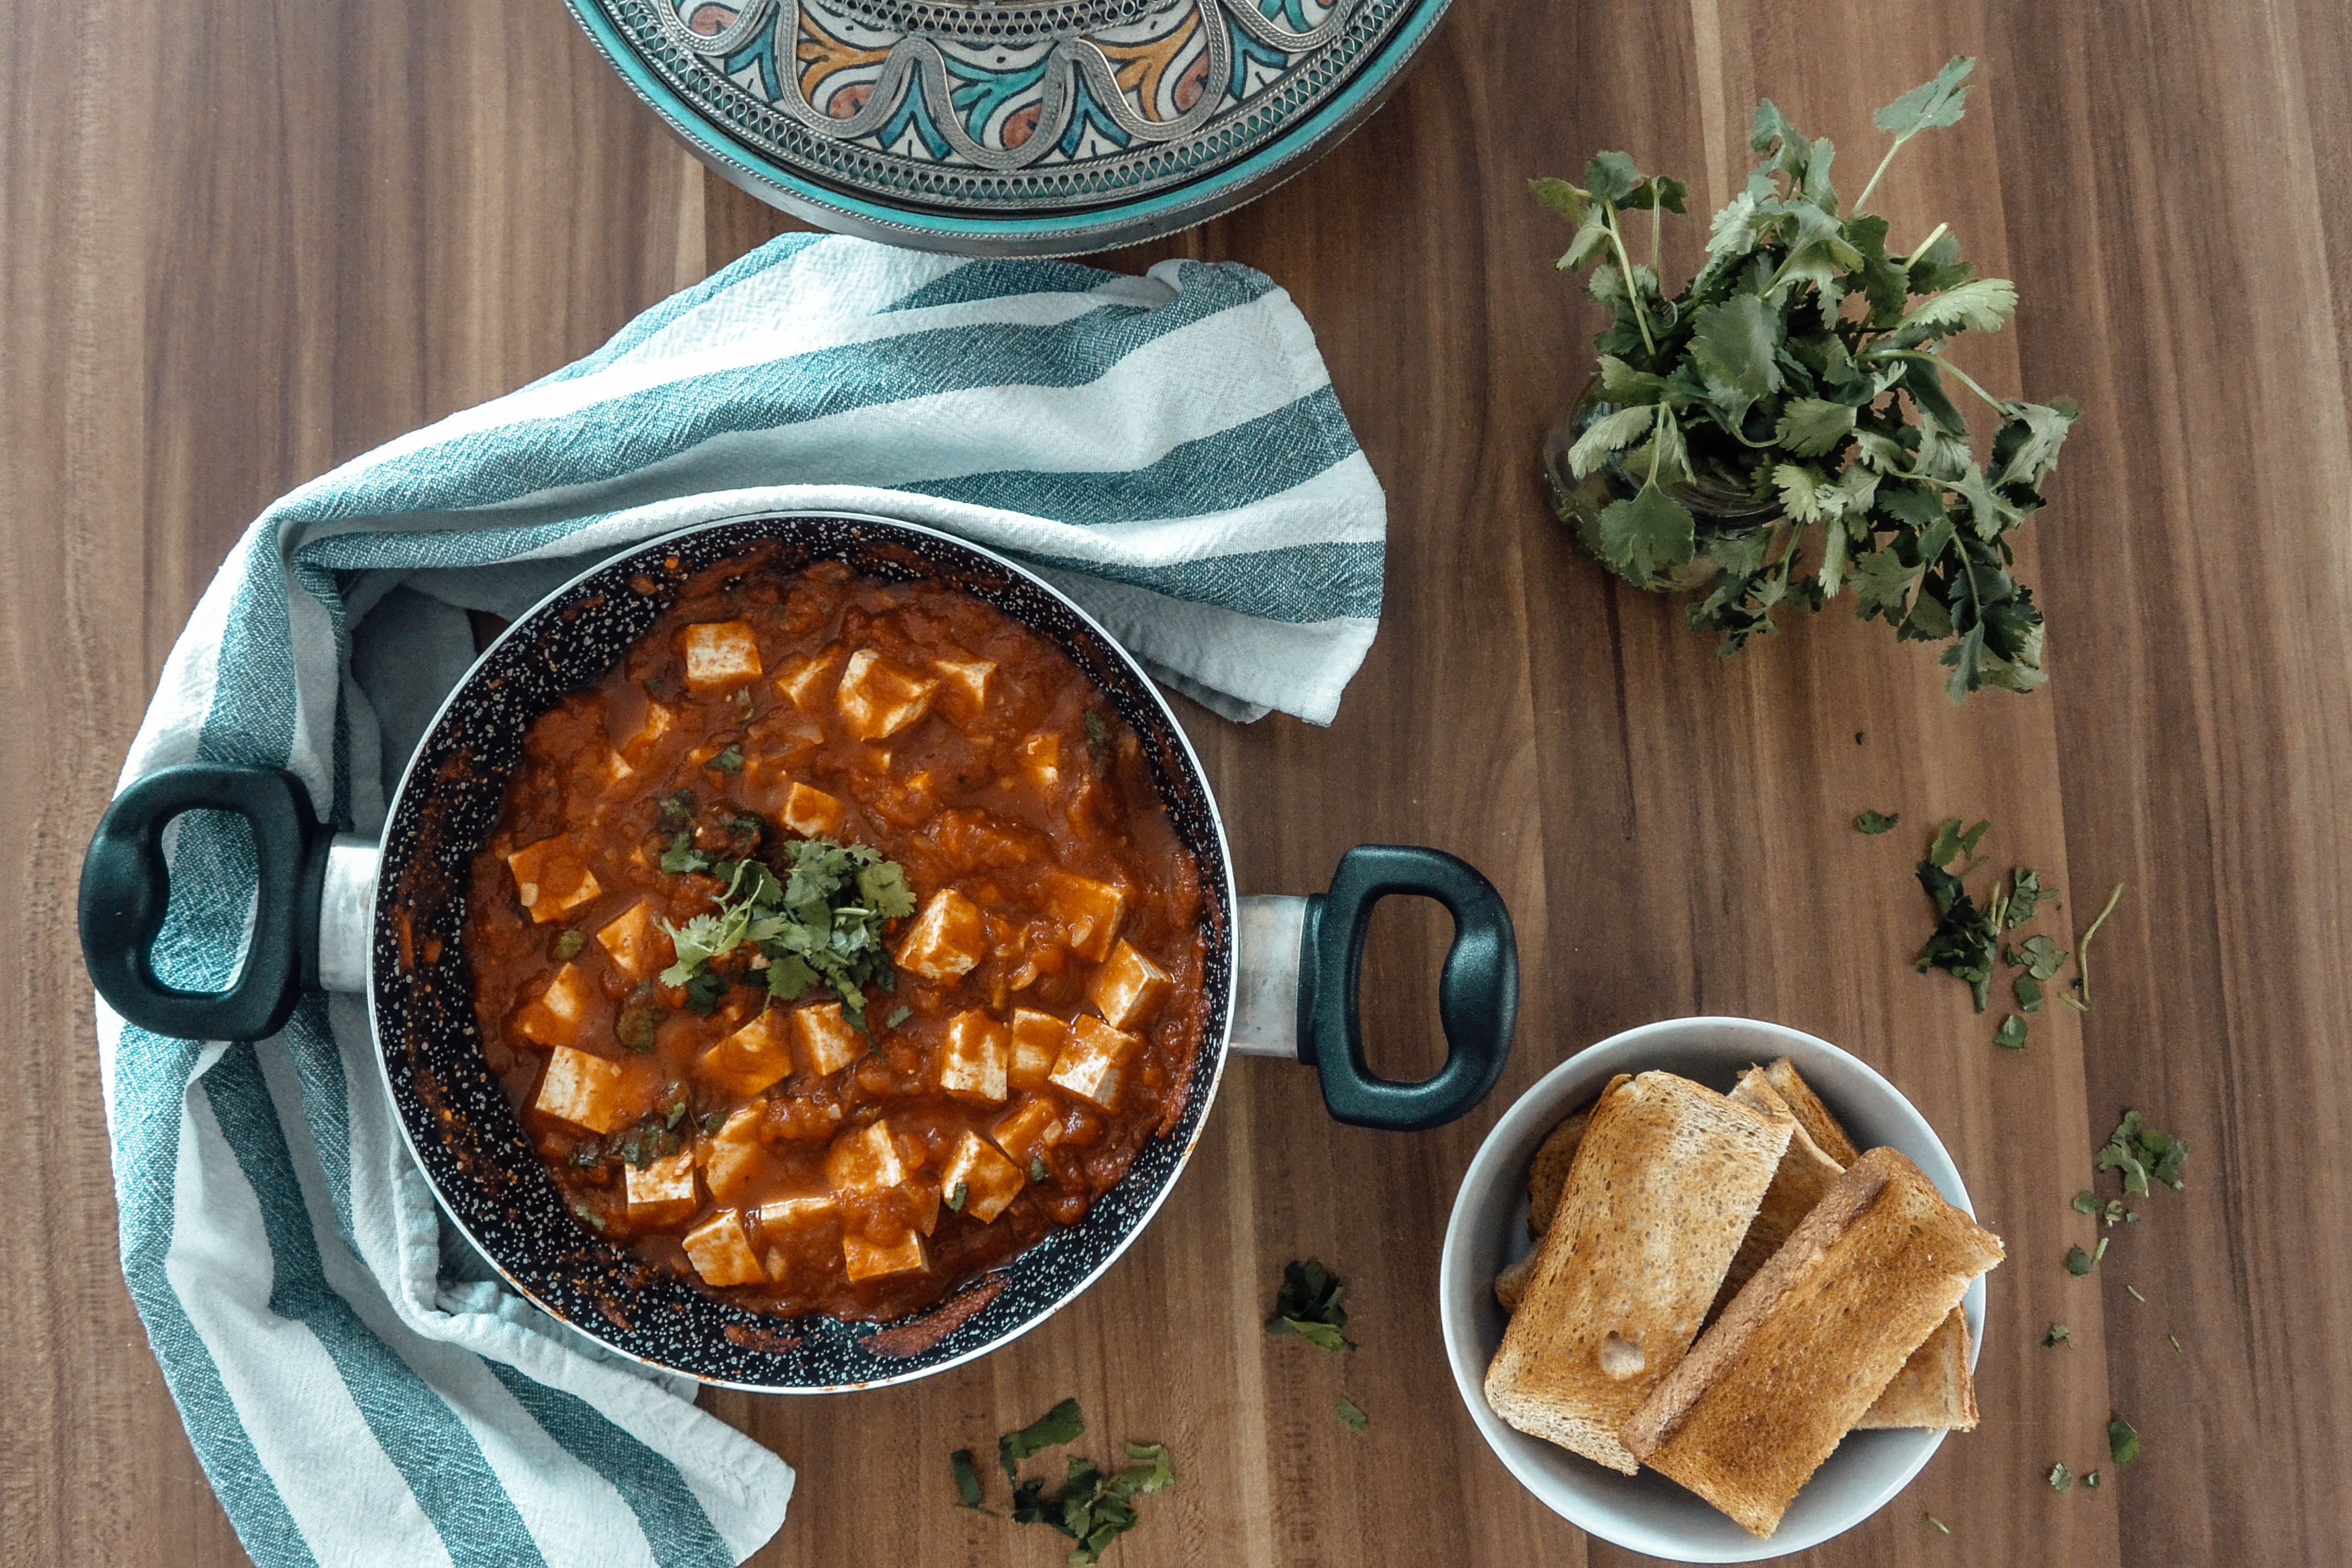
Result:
[80, 512, 1517, 1390]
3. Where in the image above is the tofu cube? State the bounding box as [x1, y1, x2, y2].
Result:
[1089, 941, 1173, 1031]
[1043, 872, 1125, 961]
[625, 1147, 699, 1227]
[682, 620, 764, 692]
[791, 1000, 865, 1077]
[681, 1209, 766, 1287]
[989, 1094, 1066, 1167]
[513, 962, 594, 1049]
[781, 781, 847, 840]
[774, 650, 842, 712]
[535, 1046, 638, 1134]
[697, 1009, 796, 1098]
[936, 1010, 1010, 1105]
[623, 702, 676, 761]
[895, 888, 987, 981]
[842, 1230, 927, 1282]
[507, 835, 603, 923]
[751, 1193, 838, 1241]
[595, 900, 672, 982]
[836, 649, 940, 741]
[1020, 732, 1061, 793]
[932, 657, 995, 719]
[702, 1104, 766, 1205]
[825, 1120, 910, 1195]
[1049, 1016, 1142, 1111]
[940, 1130, 1025, 1223]
[1008, 1010, 1068, 1091]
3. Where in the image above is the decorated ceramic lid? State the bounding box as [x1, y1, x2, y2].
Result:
[564, 0, 1453, 254]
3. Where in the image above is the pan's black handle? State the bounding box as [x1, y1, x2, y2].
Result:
[1298, 845, 1518, 1131]
[79, 764, 332, 1041]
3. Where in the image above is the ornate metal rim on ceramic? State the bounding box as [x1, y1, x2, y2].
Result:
[558, 0, 1455, 254]
[370, 512, 1236, 1391]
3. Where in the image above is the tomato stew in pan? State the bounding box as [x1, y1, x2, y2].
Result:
[467, 554, 1208, 1321]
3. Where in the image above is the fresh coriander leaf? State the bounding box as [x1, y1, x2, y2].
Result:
[698, 1111, 725, 1137]
[946, 1180, 968, 1213]
[1595, 483, 1697, 586]
[1265, 1259, 1355, 1351]
[1031, 1156, 1050, 1184]
[553, 929, 585, 960]
[704, 744, 745, 773]
[2072, 1191, 2099, 1216]
[657, 790, 695, 831]
[2019, 934, 2067, 978]
[950, 1448, 987, 1509]
[1874, 56, 1975, 140]
[568, 1137, 603, 1168]
[2049, 1462, 2073, 1492]
[1995, 1014, 2029, 1050]
[616, 1004, 660, 1054]
[2015, 973, 2043, 1012]
[659, 834, 713, 875]
[2100, 1111, 2188, 1195]
[1336, 1398, 1369, 1433]
[999, 1399, 1086, 1480]
[1082, 709, 1111, 754]
[1774, 397, 1857, 457]
[2108, 1416, 2141, 1467]
[1529, 176, 1589, 223]
[886, 1004, 913, 1029]
[1111, 1442, 1173, 1498]
[1855, 810, 1900, 835]
[2066, 1245, 2095, 1276]
[1689, 293, 1784, 409]
[1567, 404, 1660, 478]
[2043, 1322, 2072, 1348]
[681, 970, 730, 1016]
[2082, 1470, 2101, 1489]
[1269, 1319, 1351, 1353]
[1898, 277, 2018, 336]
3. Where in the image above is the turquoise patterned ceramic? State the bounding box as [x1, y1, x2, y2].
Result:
[562, 0, 1453, 253]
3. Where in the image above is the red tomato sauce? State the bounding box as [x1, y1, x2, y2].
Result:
[465, 555, 1207, 1321]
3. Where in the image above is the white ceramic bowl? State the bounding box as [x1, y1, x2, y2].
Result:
[1438, 1017, 1985, 1563]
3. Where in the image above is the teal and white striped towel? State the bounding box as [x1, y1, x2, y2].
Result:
[102, 233, 1384, 1568]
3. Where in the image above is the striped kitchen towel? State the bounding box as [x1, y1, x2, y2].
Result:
[101, 233, 1385, 1568]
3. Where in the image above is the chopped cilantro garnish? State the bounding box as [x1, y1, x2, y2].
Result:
[1266, 1258, 1354, 1352]
[704, 743, 745, 773]
[2097, 1111, 2188, 1195]
[2168, 1335, 2182, 1354]
[1003, 1438, 1172, 1565]
[2043, 1322, 2072, 1347]
[658, 832, 712, 875]
[2065, 1245, 2095, 1276]
[1994, 1014, 2028, 1050]
[553, 929, 585, 960]
[2048, 1462, 2073, 1492]
[1854, 810, 1900, 835]
[2082, 1469, 2102, 1489]
[2126, 1284, 2146, 1302]
[2064, 883, 2125, 1011]
[949, 1449, 987, 1511]
[571, 1202, 606, 1233]
[616, 1003, 660, 1054]
[946, 1180, 968, 1213]
[886, 1004, 913, 1029]
[1336, 1397, 1368, 1433]
[1083, 709, 1110, 753]
[1031, 1156, 1049, 1184]
[658, 836, 916, 1031]
[2108, 1416, 2140, 1466]
[1926, 1514, 1949, 1534]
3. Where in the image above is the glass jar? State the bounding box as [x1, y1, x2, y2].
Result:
[1540, 377, 1782, 591]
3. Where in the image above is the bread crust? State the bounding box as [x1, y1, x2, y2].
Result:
[1714, 1070, 1848, 1315]
[1762, 1057, 1861, 1166]
[1484, 1072, 1794, 1474]
[1855, 1307, 1977, 1430]
[1621, 1146, 2003, 1535]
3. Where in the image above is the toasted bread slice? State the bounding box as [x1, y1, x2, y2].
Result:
[1713, 1069, 1849, 1314]
[1856, 1307, 1977, 1430]
[1762, 1057, 1860, 1166]
[1621, 1146, 2004, 1535]
[1494, 1250, 1537, 1313]
[1484, 1072, 1794, 1475]
[1526, 1105, 1593, 1239]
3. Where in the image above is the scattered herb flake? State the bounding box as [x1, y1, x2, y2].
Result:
[1855, 731, 1867, 746]
[2097, 1111, 2188, 1196]
[2126, 1284, 2146, 1302]
[1995, 1014, 2029, 1050]
[2014, 973, 2043, 1012]
[1265, 1259, 1355, 1352]
[704, 743, 745, 773]
[946, 1180, 969, 1213]
[1083, 710, 1110, 753]
[2043, 1323, 2072, 1348]
[658, 832, 713, 876]
[2066, 883, 2125, 1010]
[1031, 1156, 1050, 1184]
[886, 1004, 913, 1030]
[553, 929, 586, 960]
[1336, 1397, 1368, 1433]
[2066, 1245, 2095, 1276]
[998, 1399, 1086, 1480]
[1855, 810, 1901, 835]
[1926, 1513, 1950, 1534]
[572, 1202, 606, 1233]
[2049, 1462, 2073, 1492]
[2072, 1191, 2099, 1216]
[2082, 1470, 2102, 1490]
[950, 1448, 987, 1510]
[2093, 1236, 2110, 1266]
[616, 1004, 661, 1054]
[2017, 933, 2067, 978]
[2169, 1335, 2182, 1354]
[698, 1111, 725, 1137]
[2108, 1416, 2141, 1467]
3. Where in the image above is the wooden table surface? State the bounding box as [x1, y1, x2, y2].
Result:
[9, 0, 2350, 1563]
